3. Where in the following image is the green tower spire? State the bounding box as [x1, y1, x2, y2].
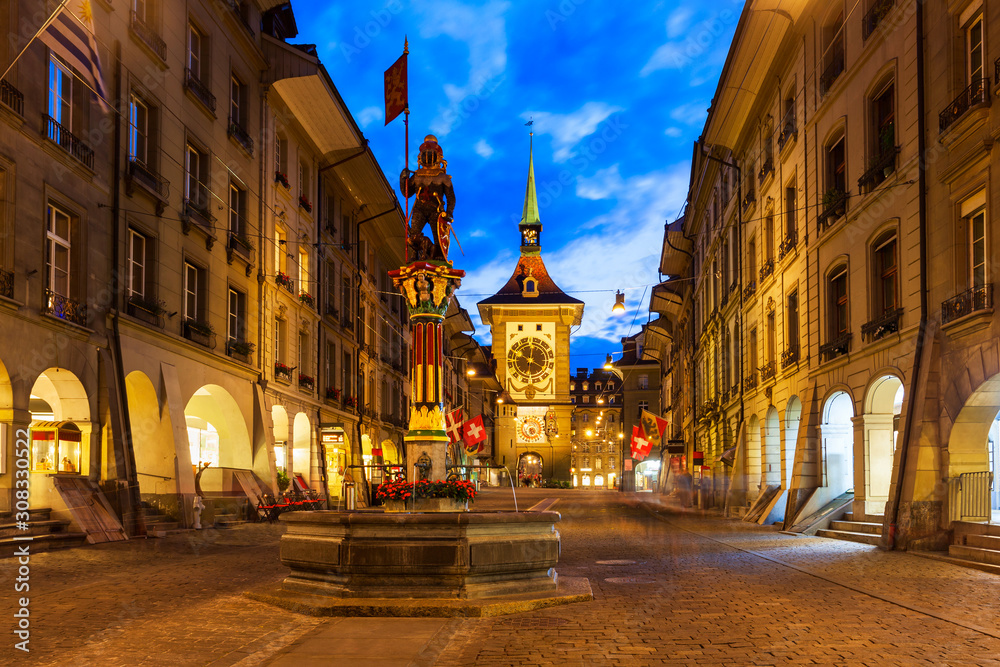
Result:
[520, 132, 540, 227]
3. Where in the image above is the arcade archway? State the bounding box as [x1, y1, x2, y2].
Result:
[763, 407, 781, 487]
[822, 391, 855, 497]
[746, 414, 762, 501]
[183, 385, 251, 494]
[784, 397, 802, 487]
[125, 371, 175, 496]
[863, 375, 903, 516]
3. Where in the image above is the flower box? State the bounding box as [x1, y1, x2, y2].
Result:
[275, 171, 289, 189]
[325, 387, 341, 401]
[376, 479, 477, 508]
[276, 272, 294, 292]
[227, 340, 255, 361]
[343, 396, 357, 408]
[299, 374, 315, 389]
[299, 291, 315, 308]
[274, 362, 293, 382]
[384, 497, 468, 513]
[299, 195, 312, 213]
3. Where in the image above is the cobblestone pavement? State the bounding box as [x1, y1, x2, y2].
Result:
[3, 491, 1000, 665]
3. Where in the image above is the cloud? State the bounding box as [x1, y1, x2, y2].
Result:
[664, 127, 683, 137]
[640, 10, 736, 78]
[356, 106, 383, 128]
[469, 229, 488, 238]
[666, 7, 695, 38]
[575, 165, 624, 201]
[523, 102, 624, 163]
[669, 100, 709, 126]
[416, 0, 509, 137]
[473, 138, 494, 158]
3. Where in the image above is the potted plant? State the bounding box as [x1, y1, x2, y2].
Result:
[128, 294, 166, 315]
[275, 271, 294, 291]
[299, 291, 315, 307]
[185, 319, 214, 337]
[822, 187, 846, 218]
[298, 194, 312, 213]
[344, 396, 357, 408]
[274, 361, 292, 380]
[275, 171, 289, 188]
[276, 469, 290, 492]
[227, 339, 255, 358]
[325, 387, 341, 401]
[230, 232, 254, 253]
[377, 479, 477, 512]
[298, 373, 315, 389]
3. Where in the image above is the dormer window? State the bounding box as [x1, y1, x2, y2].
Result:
[522, 276, 538, 297]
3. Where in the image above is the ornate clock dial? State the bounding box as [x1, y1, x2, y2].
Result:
[507, 336, 555, 384]
[519, 415, 544, 442]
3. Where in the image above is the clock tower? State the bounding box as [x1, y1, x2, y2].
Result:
[477, 136, 584, 482]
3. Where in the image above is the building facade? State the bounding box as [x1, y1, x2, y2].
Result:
[570, 367, 623, 489]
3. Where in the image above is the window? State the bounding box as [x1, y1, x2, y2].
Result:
[829, 266, 849, 337]
[785, 182, 796, 239]
[128, 94, 149, 165]
[582, 382, 589, 391]
[787, 290, 799, 353]
[764, 211, 774, 261]
[48, 56, 72, 128]
[187, 22, 206, 81]
[298, 248, 310, 294]
[183, 262, 202, 322]
[46, 204, 72, 298]
[748, 237, 757, 282]
[229, 181, 245, 236]
[873, 233, 898, 315]
[275, 318, 286, 364]
[299, 332, 310, 375]
[275, 134, 287, 177]
[637, 374, 649, 390]
[230, 73, 246, 126]
[275, 225, 286, 274]
[967, 11, 984, 86]
[299, 160, 311, 202]
[596, 457, 603, 470]
[873, 84, 894, 157]
[969, 206, 987, 289]
[127, 229, 148, 299]
[583, 395, 590, 404]
[185, 142, 208, 209]
[827, 137, 846, 196]
[749, 327, 758, 374]
[820, 12, 845, 95]
[766, 310, 776, 365]
[638, 400, 648, 413]
[582, 414, 589, 423]
[341, 275, 351, 315]
[571, 397, 576, 404]
[228, 288, 246, 342]
[342, 350, 351, 396]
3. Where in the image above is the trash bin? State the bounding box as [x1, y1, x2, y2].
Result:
[344, 482, 356, 511]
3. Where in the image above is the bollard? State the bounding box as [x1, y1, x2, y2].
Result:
[345, 482, 356, 511]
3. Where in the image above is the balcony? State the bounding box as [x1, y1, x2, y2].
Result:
[182, 197, 214, 240]
[1, 80, 24, 116]
[744, 373, 759, 391]
[44, 290, 87, 327]
[759, 258, 775, 282]
[778, 231, 797, 260]
[759, 361, 776, 382]
[226, 0, 256, 37]
[863, 0, 895, 40]
[758, 158, 773, 185]
[126, 295, 165, 328]
[777, 107, 796, 151]
[819, 49, 845, 96]
[299, 291, 315, 309]
[819, 332, 852, 361]
[129, 10, 166, 62]
[780, 346, 800, 369]
[125, 159, 169, 212]
[742, 187, 756, 212]
[942, 285, 993, 325]
[858, 146, 899, 191]
[721, 290, 729, 308]
[228, 232, 254, 262]
[939, 78, 989, 133]
[274, 363, 293, 382]
[184, 68, 216, 114]
[226, 339, 254, 364]
[0, 268, 12, 299]
[228, 116, 254, 155]
[861, 308, 903, 342]
[743, 280, 756, 299]
[341, 316, 354, 331]
[325, 304, 339, 321]
[298, 374, 315, 391]
[43, 115, 94, 169]
[325, 387, 342, 403]
[275, 272, 294, 294]
[183, 319, 215, 348]
[818, 190, 847, 229]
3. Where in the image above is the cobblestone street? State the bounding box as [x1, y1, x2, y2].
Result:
[4, 490, 1000, 665]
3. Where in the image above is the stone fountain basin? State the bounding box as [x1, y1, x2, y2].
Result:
[279, 510, 560, 599]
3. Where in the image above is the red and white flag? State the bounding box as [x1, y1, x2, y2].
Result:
[383, 50, 407, 125]
[631, 425, 652, 461]
[462, 415, 487, 454]
[445, 408, 464, 444]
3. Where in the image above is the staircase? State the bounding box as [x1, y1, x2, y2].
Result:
[947, 522, 1000, 572]
[816, 512, 883, 546]
[140, 503, 187, 538]
[0, 507, 88, 553]
[213, 508, 248, 528]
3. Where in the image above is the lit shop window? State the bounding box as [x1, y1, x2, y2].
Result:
[187, 422, 220, 468]
[30, 423, 82, 473]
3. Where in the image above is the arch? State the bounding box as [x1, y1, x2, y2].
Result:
[594, 474, 604, 488]
[862, 374, 904, 516]
[292, 412, 312, 486]
[125, 371, 175, 495]
[271, 405, 289, 470]
[822, 390, 855, 497]
[763, 406, 781, 486]
[0, 357, 13, 417]
[746, 414, 762, 501]
[184, 384, 252, 494]
[784, 397, 802, 487]
[581, 474, 591, 487]
[947, 372, 1000, 516]
[30, 367, 90, 422]
[517, 451, 543, 484]
[28, 368, 92, 475]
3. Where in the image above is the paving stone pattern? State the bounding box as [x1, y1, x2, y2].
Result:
[3, 492, 1000, 665]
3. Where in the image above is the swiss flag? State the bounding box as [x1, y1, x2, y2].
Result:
[631, 425, 651, 461]
[445, 408, 464, 444]
[462, 415, 487, 454]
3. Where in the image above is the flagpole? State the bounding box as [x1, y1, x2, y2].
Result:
[0, 0, 71, 82]
[403, 37, 410, 265]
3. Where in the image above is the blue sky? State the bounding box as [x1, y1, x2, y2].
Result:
[293, 0, 741, 369]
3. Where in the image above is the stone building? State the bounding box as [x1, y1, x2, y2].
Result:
[661, 0, 1000, 553]
[611, 330, 662, 492]
[570, 367, 623, 489]
[0, 0, 408, 542]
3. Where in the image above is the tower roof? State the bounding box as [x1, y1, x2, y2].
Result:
[520, 136, 540, 227]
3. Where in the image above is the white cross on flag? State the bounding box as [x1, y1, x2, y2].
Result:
[630, 425, 651, 461]
[462, 415, 487, 453]
[445, 408, 464, 444]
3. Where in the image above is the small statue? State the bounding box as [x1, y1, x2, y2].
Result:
[415, 452, 431, 481]
[400, 135, 456, 262]
[192, 495, 205, 530]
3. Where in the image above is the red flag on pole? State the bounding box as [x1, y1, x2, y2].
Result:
[631, 425, 651, 462]
[384, 52, 407, 125]
[462, 415, 487, 454]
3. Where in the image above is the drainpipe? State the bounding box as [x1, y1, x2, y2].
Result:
[888, 1, 928, 550]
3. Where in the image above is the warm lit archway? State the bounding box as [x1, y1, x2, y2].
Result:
[292, 412, 313, 489]
[126, 371, 176, 495]
[28, 367, 92, 477]
[271, 405, 289, 471]
[763, 407, 781, 487]
[184, 385, 251, 494]
[863, 375, 903, 516]
[784, 397, 802, 487]
[822, 391, 855, 497]
[747, 414, 762, 501]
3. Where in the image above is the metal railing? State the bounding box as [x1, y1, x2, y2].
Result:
[942, 284, 993, 324]
[742, 187, 756, 211]
[858, 146, 899, 191]
[126, 158, 169, 199]
[1, 80, 24, 116]
[819, 47, 845, 96]
[780, 345, 800, 369]
[949, 471, 993, 522]
[744, 373, 758, 391]
[861, 307, 903, 342]
[818, 190, 848, 229]
[778, 231, 797, 260]
[862, 0, 895, 40]
[819, 332, 851, 361]
[228, 116, 254, 154]
[777, 105, 796, 151]
[759, 258, 775, 281]
[43, 115, 94, 169]
[0, 268, 12, 299]
[759, 361, 776, 382]
[44, 290, 88, 327]
[130, 10, 167, 61]
[184, 68, 216, 112]
[939, 78, 989, 133]
[743, 280, 756, 300]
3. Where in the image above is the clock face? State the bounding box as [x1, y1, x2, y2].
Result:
[519, 415, 544, 442]
[507, 336, 555, 384]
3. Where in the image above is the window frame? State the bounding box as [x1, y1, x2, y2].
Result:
[873, 232, 898, 315]
[228, 287, 246, 343]
[829, 265, 849, 338]
[46, 203, 72, 298]
[183, 261, 199, 322]
[128, 93, 149, 165]
[127, 228, 147, 299]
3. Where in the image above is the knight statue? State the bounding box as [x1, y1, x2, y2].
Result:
[400, 135, 456, 262]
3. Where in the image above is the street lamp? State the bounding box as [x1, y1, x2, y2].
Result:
[612, 290, 626, 314]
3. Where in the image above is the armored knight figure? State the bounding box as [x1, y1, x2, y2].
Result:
[400, 135, 456, 262]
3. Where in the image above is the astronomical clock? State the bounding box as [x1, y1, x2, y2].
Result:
[505, 321, 556, 400]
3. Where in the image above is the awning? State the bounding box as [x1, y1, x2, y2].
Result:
[30, 420, 81, 430]
[721, 446, 738, 466]
[659, 218, 692, 277]
[649, 280, 687, 320]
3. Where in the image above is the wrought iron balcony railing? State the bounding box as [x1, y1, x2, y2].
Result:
[759, 361, 776, 382]
[130, 10, 167, 61]
[942, 284, 993, 325]
[758, 158, 774, 185]
[0, 268, 12, 299]
[777, 106, 796, 151]
[759, 258, 775, 282]
[126, 158, 169, 200]
[778, 231, 797, 260]
[742, 187, 756, 211]
[818, 190, 848, 229]
[862, 0, 895, 40]
[228, 116, 254, 155]
[780, 345, 800, 369]
[184, 68, 216, 113]
[819, 332, 852, 361]
[939, 78, 989, 133]
[859, 146, 900, 191]
[819, 48, 845, 96]
[44, 290, 88, 327]
[744, 373, 759, 391]
[743, 280, 757, 300]
[43, 115, 94, 169]
[1, 80, 24, 116]
[861, 307, 903, 342]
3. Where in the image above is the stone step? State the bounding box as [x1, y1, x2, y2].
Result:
[829, 520, 882, 535]
[842, 512, 854, 522]
[963, 533, 1000, 551]
[147, 527, 191, 538]
[816, 529, 881, 546]
[0, 507, 54, 522]
[0, 518, 72, 538]
[950, 544, 1000, 566]
[911, 550, 1000, 576]
[145, 520, 179, 531]
[0, 531, 89, 554]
